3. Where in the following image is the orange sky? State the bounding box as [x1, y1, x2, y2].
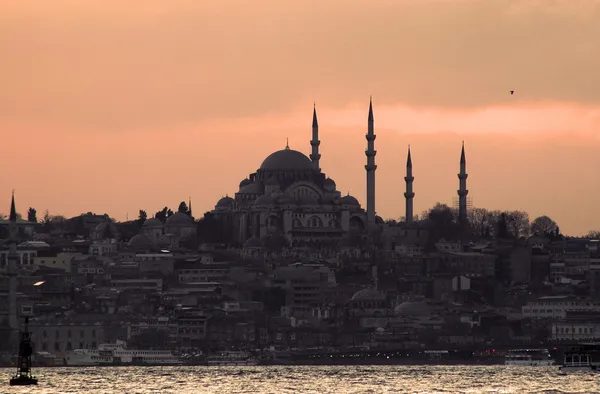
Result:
[1, 0, 599, 235]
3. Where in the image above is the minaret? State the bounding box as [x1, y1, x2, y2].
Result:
[404, 146, 415, 224]
[365, 97, 377, 228]
[188, 197, 193, 217]
[457, 141, 469, 225]
[9, 190, 17, 239]
[310, 104, 321, 171]
[7, 192, 19, 344]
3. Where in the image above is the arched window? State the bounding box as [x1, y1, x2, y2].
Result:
[308, 216, 323, 228]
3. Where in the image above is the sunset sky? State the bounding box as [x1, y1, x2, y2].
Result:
[1, 0, 599, 235]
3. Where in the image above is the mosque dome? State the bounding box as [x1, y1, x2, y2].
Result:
[93, 221, 119, 239]
[341, 195, 360, 206]
[375, 215, 384, 224]
[239, 182, 263, 195]
[351, 288, 385, 301]
[243, 236, 263, 248]
[166, 212, 194, 226]
[239, 178, 252, 189]
[143, 218, 163, 228]
[216, 196, 235, 209]
[394, 301, 431, 316]
[128, 233, 155, 248]
[323, 178, 336, 191]
[260, 149, 313, 171]
[265, 175, 279, 186]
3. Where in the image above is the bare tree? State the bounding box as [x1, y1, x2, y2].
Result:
[531, 215, 558, 235]
[504, 210, 531, 238]
[585, 230, 600, 239]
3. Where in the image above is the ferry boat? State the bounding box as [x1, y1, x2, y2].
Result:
[207, 351, 259, 366]
[504, 348, 555, 366]
[64, 340, 182, 366]
[559, 343, 600, 372]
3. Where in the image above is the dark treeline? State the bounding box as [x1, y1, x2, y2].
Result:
[419, 202, 562, 242]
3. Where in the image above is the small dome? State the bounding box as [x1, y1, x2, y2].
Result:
[394, 301, 431, 316]
[143, 218, 163, 228]
[254, 194, 275, 207]
[323, 178, 336, 191]
[341, 195, 360, 206]
[93, 221, 118, 239]
[239, 178, 252, 189]
[166, 212, 194, 226]
[375, 215, 384, 224]
[260, 149, 313, 171]
[216, 196, 235, 209]
[128, 233, 155, 248]
[243, 237, 263, 248]
[239, 182, 263, 195]
[351, 288, 385, 301]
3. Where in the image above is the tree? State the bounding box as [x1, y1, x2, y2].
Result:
[27, 207, 37, 223]
[504, 210, 531, 239]
[586, 230, 600, 239]
[468, 208, 496, 237]
[531, 215, 558, 235]
[137, 210, 147, 225]
[178, 201, 189, 214]
[425, 203, 459, 241]
[496, 212, 509, 238]
[41, 210, 52, 224]
[155, 207, 170, 222]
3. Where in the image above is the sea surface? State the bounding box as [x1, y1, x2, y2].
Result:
[1, 365, 598, 393]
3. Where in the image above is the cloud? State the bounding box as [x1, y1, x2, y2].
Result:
[0, 0, 599, 131]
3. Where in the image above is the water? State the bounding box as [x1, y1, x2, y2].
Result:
[2, 366, 598, 393]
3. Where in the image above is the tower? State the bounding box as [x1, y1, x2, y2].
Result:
[404, 146, 415, 224]
[9, 190, 17, 239]
[457, 141, 469, 225]
[188, 197, 193, 218]
[7, 192, 20, 344]
[310, 104, 321, 171]
[365, 97, 377, 228]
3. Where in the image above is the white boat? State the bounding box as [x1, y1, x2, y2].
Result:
[559, 344, 600, 373]
[64, 340, 182, 366]
[207, 351, 259, 366]
[504, 348, 555, 366]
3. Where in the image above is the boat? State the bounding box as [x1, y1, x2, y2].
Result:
[9, 317, 38, 386]
[207, 351, 259, 366]
[504, 348, 555, 366]
[64, 340, 183, 366]
[559, 343, 600, 372]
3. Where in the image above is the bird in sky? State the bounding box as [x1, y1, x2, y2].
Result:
[510, 90, 515, 95]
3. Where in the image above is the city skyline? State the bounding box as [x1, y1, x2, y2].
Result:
[1, 1, 600, 235]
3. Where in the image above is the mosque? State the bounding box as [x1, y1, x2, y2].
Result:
[210, 99, 470, 248]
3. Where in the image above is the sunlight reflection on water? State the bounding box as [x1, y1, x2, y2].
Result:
[1, 365, 598, 393]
